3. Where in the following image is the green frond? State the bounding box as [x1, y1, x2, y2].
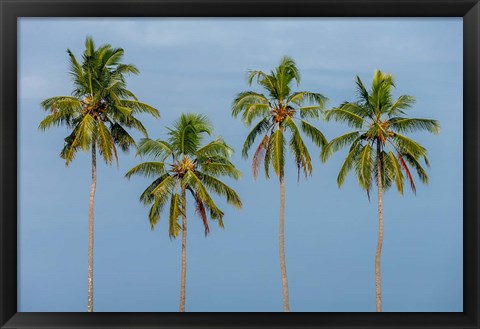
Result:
[96, 118, 115, 164]
[300, 120, 327, 148]
[138, 173, 171, 205]
[324, 104, 365, 128]
[151, 175, 177, 198]
[125, 162, 166, 179]
[168, 113, 212, 156]
[354, 75, 371, 106]
[337, 138, 363, 187]
[137, 138, 173, 160]
[263, 130, 276, 179]
[283, 116, 312, 178]
[63, 114, 96, 165]
[387, 95, 416, 116]
[148, 191, 171, 231]
[122, 100, 160, 118]
[375, 150, 393, 192]
[114, 105, 133, 117]
[110, 123, 137, 153]
[387, 151, 404, 194]
[168, 193, 183, 238]
[388, 117, 440, 135]
[182, 170, 224, 222]
[287, 91, 328, 114]
[390, 132, 428, 159]
[198, 157, 241, 180]
[231, 91, 269, 119]
[271, 128, 285, 177]
[354, 143, 373, 193]
[197, 172, 242, 208]
[40, 96, 82, 114]
[398, 148, 429, 184]
[247, 70, 268, 86]
[321, 131, 362, 162]
[242, 116, 272, 158]
[370, 70, 395, 116]
[196, 138, 233, 159]
[298, 106, 324, 119]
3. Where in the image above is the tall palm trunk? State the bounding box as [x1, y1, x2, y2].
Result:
[375, 143, 384, 312]
[87, 143, 96, 312]
[179, 187, 187, 312]
[279, 170, 290, 312]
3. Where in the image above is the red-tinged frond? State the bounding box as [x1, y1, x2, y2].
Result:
[397, 152, 416, 194]
[252, 134, 269, 180]
[194, 194, 210, 236]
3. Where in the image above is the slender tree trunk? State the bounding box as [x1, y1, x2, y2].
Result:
[179, 187, 187, 312]
[279, 170, 290, 312]
[375, 143, 384, 312]
[87, 143, 96, 312]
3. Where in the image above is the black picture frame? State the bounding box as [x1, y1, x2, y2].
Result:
[1, 0, 478, 328]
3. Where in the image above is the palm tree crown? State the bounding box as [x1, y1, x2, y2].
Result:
[126, 113, 242, 237]
[321, 69, 440, 195]
[39, 36, 160, 164]
[232, 56, 328, 179]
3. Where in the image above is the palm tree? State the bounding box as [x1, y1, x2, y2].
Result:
[39, 37, 160, 312]
[125, 113, 242, 312]
[321, 69, 440, 312]
[231, 56, 328, 311]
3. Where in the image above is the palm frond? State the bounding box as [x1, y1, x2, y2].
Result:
[125, 162, 166, 179]
[196, 138, 233, 159]
[197, 172, 242, 209]
[321, 131, 362, 162]
[182, 170, 224, 223]
[242, 116, 272, 158]
[354, 143, 373, 194]
[122, 100, 160, 118]
[137, 138, 173, 160]
[168, 193, 183, 239]
[251, 134, 269, 179]
[390, 132, 428, 160]
[198, 158, 241, 180]
[300, 120, 327, 148]
[388, 117, 440, 134]
[337, 138, 364, 187]
[148, 191, 171, 231]
[325, 104, 365, 128]
[231, 91, 269, 119]
[96, 118, 115, 164]
[189, 189, 210, 236]
[63, 114, 96, 165]
[110, 123, 137, 153]
[286, 91, 328, 110]
[270, 128, 285, 177]
[284, 116, 312, 179]
[138, 173, 171, 205]
[387, 95, 416, 116]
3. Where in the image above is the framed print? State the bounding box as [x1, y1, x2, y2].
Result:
[1, 0, 479, 328]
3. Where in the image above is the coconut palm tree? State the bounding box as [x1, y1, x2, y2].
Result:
[321, 69, 440, 312]
[231, 56, 328, 311]
[125, 113, 242, 312]
[39, 37, 159, 312]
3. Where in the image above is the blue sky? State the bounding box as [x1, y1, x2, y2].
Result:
[18, 18, 462, 312]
